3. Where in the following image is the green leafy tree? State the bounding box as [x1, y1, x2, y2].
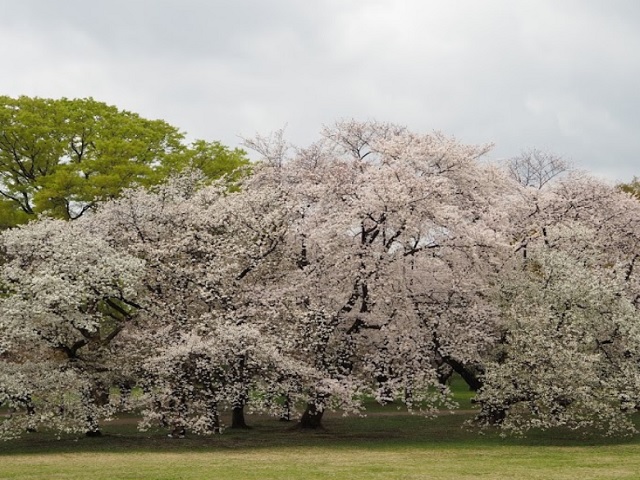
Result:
[618, 176, 640, 200]
[0, 96, 248, 226]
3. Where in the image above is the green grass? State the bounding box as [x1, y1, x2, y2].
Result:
[448, 373, 476, 410]
[3, 412, 640, 479]
[2, 378, 640, 479]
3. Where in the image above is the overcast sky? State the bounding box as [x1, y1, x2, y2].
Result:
[1, 0, 639, 181]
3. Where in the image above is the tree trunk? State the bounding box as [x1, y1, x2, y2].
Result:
[25, 395, 37, 433]
[477, 404, 507, 426]
[229, 355, 250, 429]
[298, 402, 325, 429]
[83, 386, 103, 437]
[230, 405, 250, 429]
[168, 425, 186, 438]
[375, 374, 394, 404]
[279, 394, 292, 422]
[85, 419, 102, 437]
[443, 356, 483, 391]
[207, 401, 222, 434]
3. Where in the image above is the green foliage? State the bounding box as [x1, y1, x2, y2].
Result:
[160, 139, 250, 185]
[618, 176, 640, 200]
[0, 96, 249, 226]
[0, 198, 30, 229]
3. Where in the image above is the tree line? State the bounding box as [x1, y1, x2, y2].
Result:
[1, 98, 640, 439]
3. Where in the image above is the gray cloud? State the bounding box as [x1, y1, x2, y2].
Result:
[1, 0, 639, 181]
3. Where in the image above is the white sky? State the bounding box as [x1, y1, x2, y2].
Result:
[1, 0, 639, 181]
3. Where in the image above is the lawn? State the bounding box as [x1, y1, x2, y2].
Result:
[2, 378, 640, 479]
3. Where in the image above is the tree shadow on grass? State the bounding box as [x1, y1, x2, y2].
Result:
[2, 411, 640, 456]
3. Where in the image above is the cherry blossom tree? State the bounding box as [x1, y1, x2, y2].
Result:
[476, 246, 640, 435]
[137, 322, 318, 436]
[246, 120, 520, 427]
[85, 169, 323, 434]
[474, 173, 640, 435]
[0, 217, 144, 438]
[4, 118, 640, 440]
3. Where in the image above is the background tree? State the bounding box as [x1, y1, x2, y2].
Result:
[0, 96, 248, 226]
[618, 176, 640, 200]
[506, 148, 569, 189]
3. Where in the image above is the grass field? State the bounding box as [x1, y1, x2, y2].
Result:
[2, 378, 640, 479]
